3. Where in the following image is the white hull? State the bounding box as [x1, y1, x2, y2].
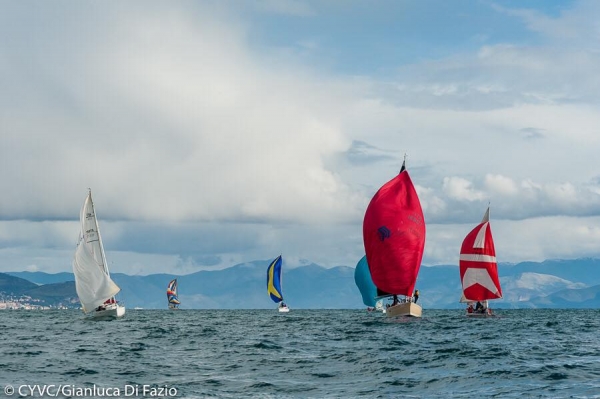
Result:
[91, 303, 125, 320]
[386, 302, 422, 318]
[278, 305, 290, 313]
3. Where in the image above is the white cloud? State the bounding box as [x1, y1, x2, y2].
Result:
[485, 174, 518, 196]
[442, 177, 485, 201]
[2, 2, 600, 275]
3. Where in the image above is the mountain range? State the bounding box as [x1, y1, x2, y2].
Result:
[3, 257, 600, 309]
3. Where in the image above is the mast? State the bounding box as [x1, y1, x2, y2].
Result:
[88, 189, 111, 277]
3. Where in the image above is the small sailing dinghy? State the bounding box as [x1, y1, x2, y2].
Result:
[266, 255, 289, 312]
[363, 157, 426, 318]
[72, 190, 125, 320]
[167, 278, 181, 310]
[354, 255, 385, 313]
[459, 206, 502, 317]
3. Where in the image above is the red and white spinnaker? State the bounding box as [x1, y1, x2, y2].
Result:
[459, 207, 503, 302]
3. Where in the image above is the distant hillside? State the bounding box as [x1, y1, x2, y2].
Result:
[524, 284, 600, 308]
[0, 272, 78, 307]
[9, 271, 75, 285]
[499, 258, 600, 286]
[24, 281, 79, 306]
[5, 257, 600, 309]
[0, 273, 38, 294]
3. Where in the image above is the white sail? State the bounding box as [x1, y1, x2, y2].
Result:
[72, 192, 120, 313]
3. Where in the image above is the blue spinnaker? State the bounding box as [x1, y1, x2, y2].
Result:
[354, 255, 377, 307]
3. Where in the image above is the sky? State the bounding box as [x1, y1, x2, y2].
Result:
[2, 0, 600, 275]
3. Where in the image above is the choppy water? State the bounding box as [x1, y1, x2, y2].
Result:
[1, 309, 599, 398]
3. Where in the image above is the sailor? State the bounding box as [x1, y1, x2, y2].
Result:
[475, 301, 484, 313]
[413, 289, 420, 304]
[392, 295, 399, 306]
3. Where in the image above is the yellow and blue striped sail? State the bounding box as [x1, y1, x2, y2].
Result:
[266, 255, 284, 303]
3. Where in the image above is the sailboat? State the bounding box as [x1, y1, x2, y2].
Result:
[72, 190, 125, 319]
[459, 206, 502, 317]
[354, 255, 385, 313]
[266, 255, 289, 312]
[363, 157, 426, 318]
[167, 278, 181, 310]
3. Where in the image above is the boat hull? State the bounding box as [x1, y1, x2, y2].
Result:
[386, 302, 422, 318]
[91, 304, 126, 320]
[278, 306, 290, 313]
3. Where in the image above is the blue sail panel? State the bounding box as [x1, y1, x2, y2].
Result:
[266, 256, 284, 303]
[354, 255, 377, 307]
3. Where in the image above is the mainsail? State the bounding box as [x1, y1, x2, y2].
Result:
[72, 191, 121, 313]
[266, 255, 284, 304]
[167, 279, 180, 308]
[459, 207, 502, 302]
[354, 255, 377, 307]
[363, 160, 426, 298]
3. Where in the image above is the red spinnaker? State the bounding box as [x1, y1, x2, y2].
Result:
[363, 168, 425, 297]
[459, 207, 502, 301]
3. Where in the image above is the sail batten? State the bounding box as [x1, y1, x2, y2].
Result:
[363, 164, 426, 297]
[459, 207, 503, 302]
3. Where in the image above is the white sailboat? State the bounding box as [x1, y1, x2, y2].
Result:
[72, 190, 125, 320]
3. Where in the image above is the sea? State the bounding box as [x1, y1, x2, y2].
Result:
[1, 309, 599, 399]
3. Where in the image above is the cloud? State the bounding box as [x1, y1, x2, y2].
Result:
[343, 140, 395, 165]
[2, 1, 600, 275]
[484, 174, 519, 196]
[424, 215, 600, 266]
[0, 2, 364, 227]
[493, 1, 600, 44]
[253, 0, 316, 16]
[443, 177, 485, 201]
[520, 127, 546, 140]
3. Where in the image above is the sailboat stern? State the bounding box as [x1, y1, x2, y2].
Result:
[386, 302, 422, 318]
[91, 303, 126, 320]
